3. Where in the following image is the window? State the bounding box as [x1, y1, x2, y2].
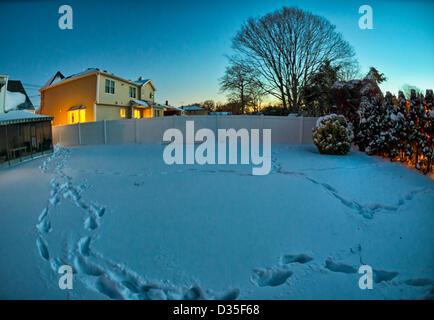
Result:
[149, 92, 154, 99]
[134, 109, 141, 119]
[153, 109, 162, 117]
[68, 109, 86, 124]
[120, 108, 126, 118]
[129, 87, 136, 98]
[105, 79, 115, 94]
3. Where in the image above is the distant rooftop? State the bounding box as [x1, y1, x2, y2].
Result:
[0, 110, 53, 126]
[181, 105, 204, 111]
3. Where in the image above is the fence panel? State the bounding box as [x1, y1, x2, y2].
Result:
[80, 121, 104, 145]
[106, 119, 135, 144]
[52, 116, 319, 146]
[263, 117, 300, 143]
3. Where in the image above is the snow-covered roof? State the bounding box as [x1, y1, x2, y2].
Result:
[6, 80, 35, 111]
[134, 79, 156, 91]
[130, 99, 152, 107]
[181, 105, 204, 111]
[40, 71, 65, 90]
[155, 102, 182, 111]
[209, 112, 232, 115]
[0, 110, 53, 126]
[40, 68, 100, 92]
[41, 69, 156, 92]
[134, 79, 150, 85]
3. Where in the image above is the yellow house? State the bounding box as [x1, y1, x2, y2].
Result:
[38, 68, 164, 126]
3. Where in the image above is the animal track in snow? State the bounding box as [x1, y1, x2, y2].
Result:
[274, 159, 432, 219]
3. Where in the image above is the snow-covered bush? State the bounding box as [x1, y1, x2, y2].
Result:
[312, 114, 353, 155]
[354, 89, 433, 174]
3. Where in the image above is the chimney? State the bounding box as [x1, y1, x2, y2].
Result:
[165, 100, 168, 106]
[138, 76, 144, 81]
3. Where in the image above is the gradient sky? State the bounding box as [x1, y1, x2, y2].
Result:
[0, 0, 433, 108]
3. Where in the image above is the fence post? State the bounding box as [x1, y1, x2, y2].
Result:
[299, 116, 304, 144]
[78, 122, 82, 145]
[59, 126, 62, 146]
[103, 120, 107, 144]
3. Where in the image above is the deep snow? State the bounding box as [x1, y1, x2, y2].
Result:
[0, 144, 433, 300]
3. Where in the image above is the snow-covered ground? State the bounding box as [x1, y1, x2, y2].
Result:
[0, 144, 433, 300]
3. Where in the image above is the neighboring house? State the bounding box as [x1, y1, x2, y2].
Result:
[179, 105, 208, 115]
[0, 75, 7, 114]
[209, 112, 232, 115]
[38, 68, 165, 126]
[158, 101, 184, 116]
[4, 80, 35, 112]
[0, 75, 53, 167]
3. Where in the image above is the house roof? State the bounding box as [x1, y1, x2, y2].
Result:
[7, 80, 35, 111]
[134, 79, 150, 85]
[41, 71, 65, 90]
[0, 110, 53, 126]
[131, 99, 152, 107]
[181, 105, 204, 111]
[40, 69, 156, 92]
[155, 102, 183, 112]
[134, 79, 156, 91]
[68, 105, 86, 111]
[130, 99, 166, 109]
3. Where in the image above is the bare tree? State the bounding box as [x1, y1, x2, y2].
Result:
[232, 7, 355, 113]
[202, 100, 216, 112]
[337, 59, 361, 81]
[219, 57, 263, 114]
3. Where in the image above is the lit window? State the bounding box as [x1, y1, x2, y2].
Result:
[105, 79, 115, 94]
[153, 109, 162, 117]
[68, 109, 86, 124]
[120, 108, 126, 118]
[134, 109, 141, 119]
[129, 87, 136, 98]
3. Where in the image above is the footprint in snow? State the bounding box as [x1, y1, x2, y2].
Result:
[250, 267, 293, 287]
[280, 253, 313, 265]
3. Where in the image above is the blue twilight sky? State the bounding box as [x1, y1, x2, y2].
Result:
[0, 0, 433, 108]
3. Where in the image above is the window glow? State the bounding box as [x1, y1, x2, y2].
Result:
[134, 109, 141, 118]
[68, 109, 86, 124]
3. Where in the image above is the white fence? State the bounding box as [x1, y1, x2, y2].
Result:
[52, 115, 319, 146]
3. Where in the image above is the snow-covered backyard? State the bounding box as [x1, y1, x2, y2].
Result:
[0, 144, 433, 299]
